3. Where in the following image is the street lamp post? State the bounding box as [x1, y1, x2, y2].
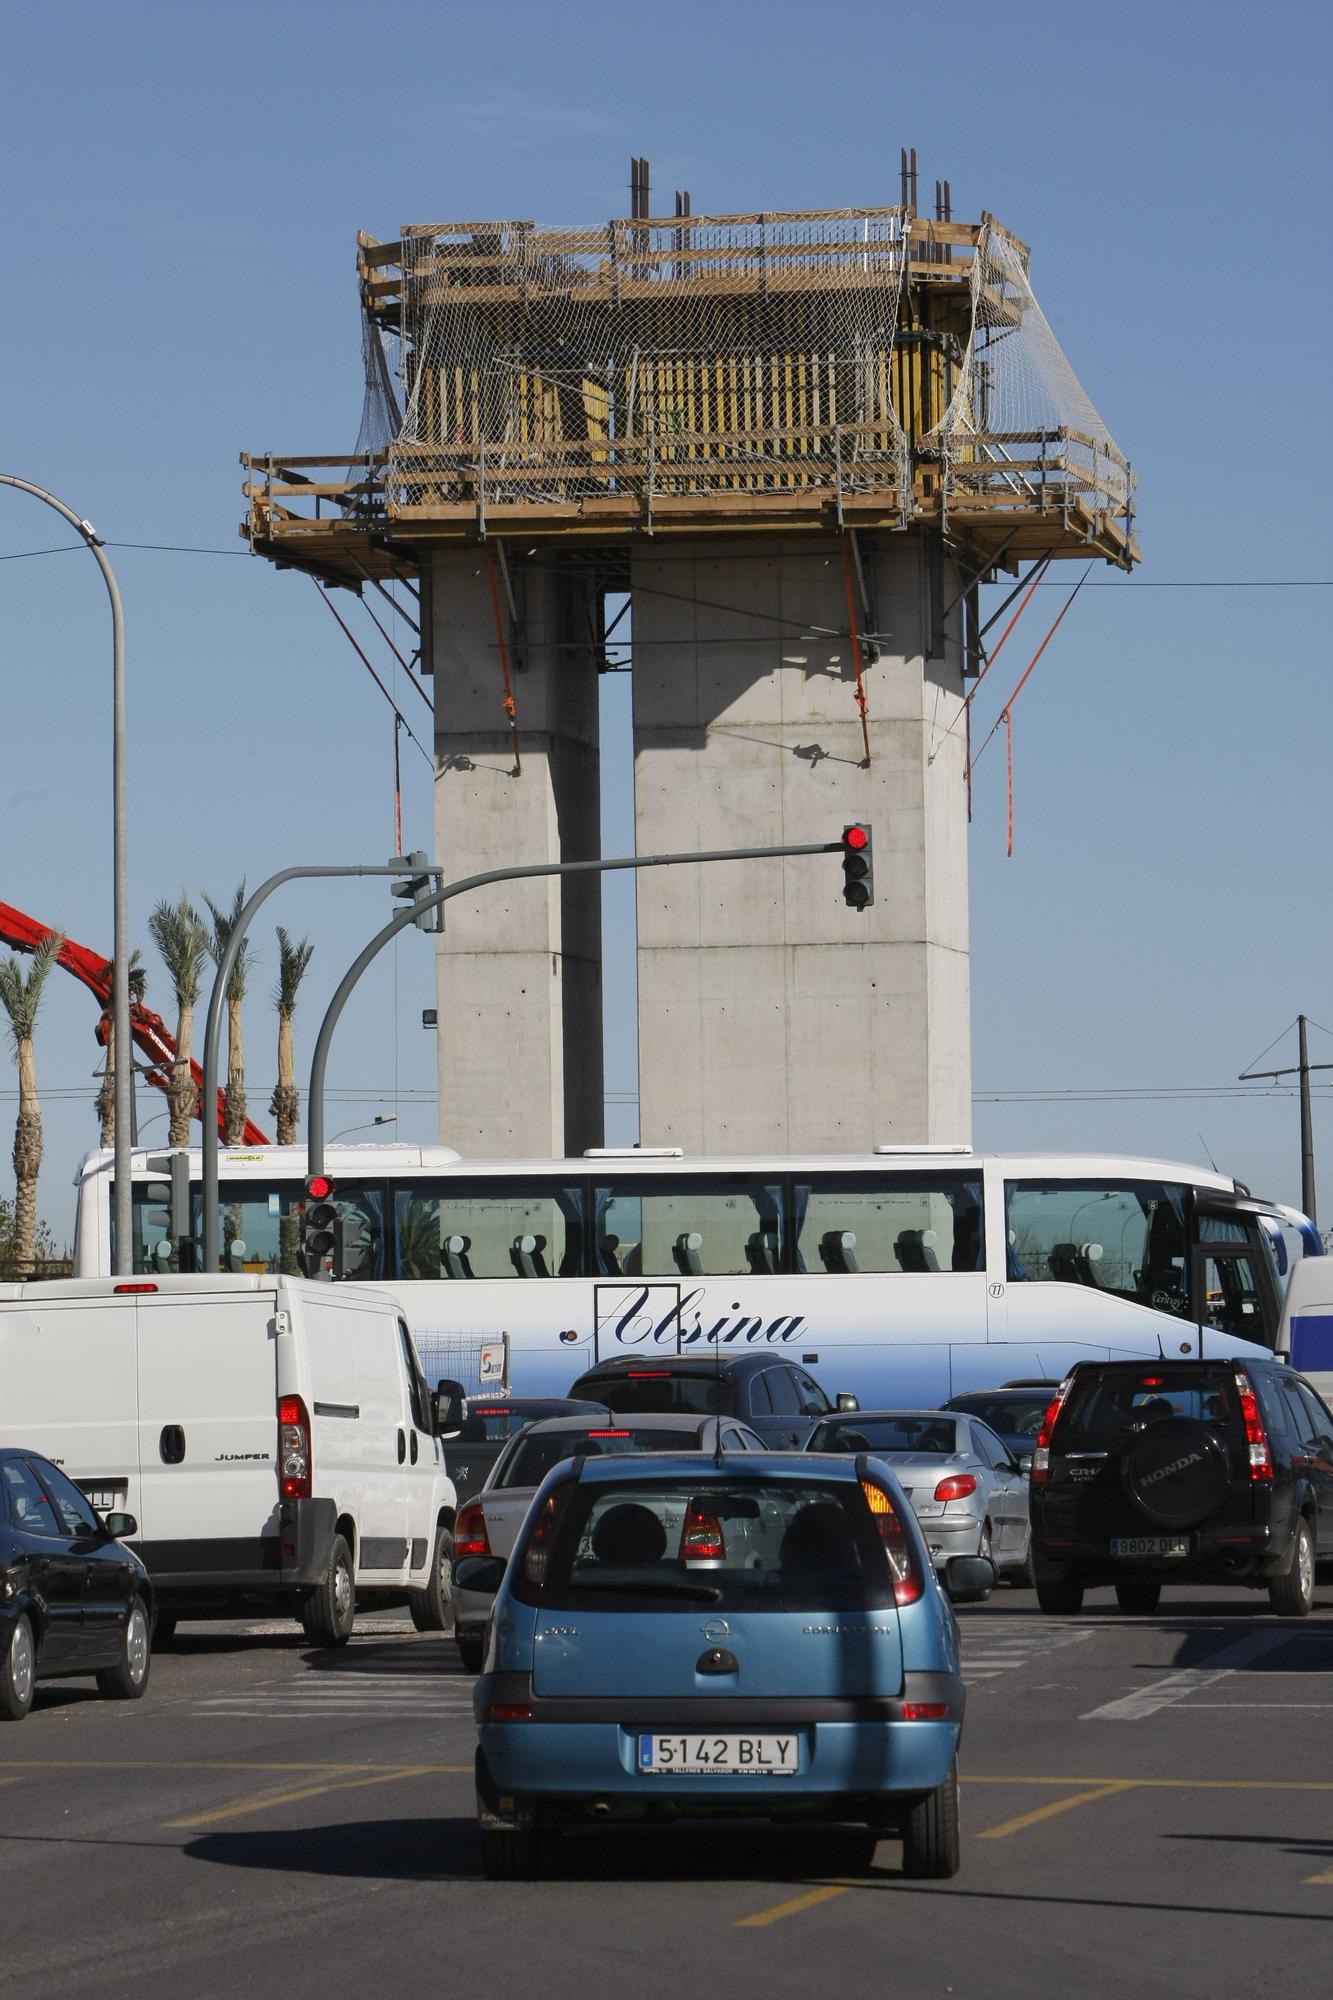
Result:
[0, 474, 131, 1273]
[329, 1114, 398, 1143]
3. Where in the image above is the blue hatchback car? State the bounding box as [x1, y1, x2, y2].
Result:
[469, 1450, 991, 1879]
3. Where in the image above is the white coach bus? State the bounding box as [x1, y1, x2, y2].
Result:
[71, 1144, 1316, 1406]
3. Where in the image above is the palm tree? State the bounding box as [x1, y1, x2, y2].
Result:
[96, 950, 146, 1150]
[270, 926, 314, 1146]
[148, 895, 209, 1144]
[203, 884, 253, 1147]
[0, 932, 64, 1278]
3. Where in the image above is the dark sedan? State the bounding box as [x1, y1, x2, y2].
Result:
[941, 1385, 1053, 1462]
[446, 1396, 611, 1502]
[1, 1450, 153, 1720]
[566, 1352, 854, 1449]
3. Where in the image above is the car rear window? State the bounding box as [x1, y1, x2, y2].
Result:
[577, 1373, 734, 1416]
[809, 1415, 961, 1455]
[538, 1477, 896, 1612]
[950, 1396, 1047, 1437]
[1058, 1368, 1239, 1436]
[496, 1428, 700, 1488]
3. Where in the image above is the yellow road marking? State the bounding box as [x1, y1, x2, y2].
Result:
[979, 1780, 1138, 1839]
[0, 1760, 471, 1775]
[165, 1763, 442, 1829]
[1305, 1862, 1333, 1885]
[965, 1776, 1333, 1792]
[736, 1884, 852, 1928]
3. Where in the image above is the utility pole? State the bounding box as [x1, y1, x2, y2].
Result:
[1239, 1015, 1331, 1225]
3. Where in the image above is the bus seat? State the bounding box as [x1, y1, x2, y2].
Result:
[510, 1233, 549, 1280]
[896, 1229, 940, 1274]
[1049, 1242, 1081, 1284]
[673, 1231, 704, 1277]
[1077, 1242, 1110, 1288]
[818, 1230, 858, 1275]
[442, 1233, 474, 1282]
[598, 1234, 623, 1276]
[746, 1229, 779, 1275]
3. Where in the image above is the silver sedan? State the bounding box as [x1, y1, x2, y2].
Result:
[449, 1411, 768, 1671]
[804, 1409, 1031, 1584]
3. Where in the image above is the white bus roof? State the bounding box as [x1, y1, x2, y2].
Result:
[74, 1143, 1243, 1195]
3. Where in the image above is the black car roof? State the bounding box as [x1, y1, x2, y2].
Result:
[573, 1352, 787, 1379]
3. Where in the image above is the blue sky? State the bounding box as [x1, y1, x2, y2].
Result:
[2, 0, 1330, 1238]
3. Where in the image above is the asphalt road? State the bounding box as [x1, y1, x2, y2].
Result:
[3, 1583, 1331, 2000]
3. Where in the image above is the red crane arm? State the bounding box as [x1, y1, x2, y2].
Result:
[0, 900, 269, 1144]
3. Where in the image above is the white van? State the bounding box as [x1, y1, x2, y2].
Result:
[0, 1274, 459, 1646]
[1278, 1255, 1333, 1402]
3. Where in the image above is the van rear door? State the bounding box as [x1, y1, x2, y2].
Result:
[134, 1288, 280, 1583]
[0, 1293, 139, 1519]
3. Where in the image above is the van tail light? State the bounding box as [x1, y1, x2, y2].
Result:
[861, 1478, 925, 1607]
[512, 1484, 574, 1605]
[1234, 1371, 1273, 1482]
[934, 1473, 978, 1503]
[454, 1499, 492, 1559]
[1031, 1377, 1073, 1488]
[679, 1501, 726, 1561]
[278, 1394, 311, 1499]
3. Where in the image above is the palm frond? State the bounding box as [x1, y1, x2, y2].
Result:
[0, 932, 65, 1052]
[273, 926, 315, 1016]
[148, 894, 209, 1007]
[203, 882, 252, 1003]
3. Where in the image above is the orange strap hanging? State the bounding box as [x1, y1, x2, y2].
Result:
[485, 546, 522, 776]
[841, 537, 872, 767]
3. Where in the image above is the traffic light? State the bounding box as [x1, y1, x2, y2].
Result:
[301, 1175, 339, 1279]
[390, 851, 443, 933]
[146, 1151, 197, 1270]
[841, 823, 874, 910]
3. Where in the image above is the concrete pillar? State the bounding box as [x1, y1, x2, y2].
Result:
[427, 549, 603, 1155]
[630, 534, 970, 1153]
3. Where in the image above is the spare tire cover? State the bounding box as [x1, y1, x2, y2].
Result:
[1120, 1418, 1232, 1529]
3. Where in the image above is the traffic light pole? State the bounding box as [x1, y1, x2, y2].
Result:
[304, 840, 845, 1186]
[200, 862, 439, 1274]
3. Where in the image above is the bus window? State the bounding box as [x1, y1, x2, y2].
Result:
[1005, 1180, 1188, 1313]
[593, 1179, 784, 1278]
[792, 1174, 984, 1276]
[394, 1181, 585, 1280]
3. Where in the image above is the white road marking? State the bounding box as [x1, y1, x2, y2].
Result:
[962, 1623, 1095, 1683]
[1082, 1627, 1295, 1721]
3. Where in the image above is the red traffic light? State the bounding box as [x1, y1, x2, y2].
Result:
[305, 1174, 333, 1201]
[843, 824, 869, 851]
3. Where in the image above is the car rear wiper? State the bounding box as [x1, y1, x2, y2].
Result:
[568, 1578, 724, 1601]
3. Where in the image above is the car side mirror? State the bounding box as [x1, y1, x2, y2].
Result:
[836, 1392, 860, 1412]
[433, 1378, 466, 1437]
[944, 1554, 997, 1604]
[1017, 1453, 1033, 1474]
[104, 1511, 138, 1539]
[452, 1554, 506, 1597]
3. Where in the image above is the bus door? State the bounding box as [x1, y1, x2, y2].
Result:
[593, 1282, 683, 1363]
[1191, 1201, 1278, 1351]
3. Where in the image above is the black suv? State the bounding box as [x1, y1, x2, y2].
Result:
[1029, 1358, 1333, 1617]
[565, 1352, 853, 1449]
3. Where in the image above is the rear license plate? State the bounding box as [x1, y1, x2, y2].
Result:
[1109, 1536, 1188, 1558]
[637, 1733, 799, 1776]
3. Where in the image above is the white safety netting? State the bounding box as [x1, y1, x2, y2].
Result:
[384, 210, 912, 513]
[924, 220, 1130, 523]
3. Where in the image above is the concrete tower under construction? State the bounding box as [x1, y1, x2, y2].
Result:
[243, 163, 1136, 1158]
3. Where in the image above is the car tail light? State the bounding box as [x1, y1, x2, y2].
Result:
[627, 1370, 671, 1379]
[454, 1499, 491, 1559]
[679, 1500, 726, 1561]
[585, 1429, 633, 1438]
[277, 1394, 311, 1499]
[487, 1702, 532, 1722]
[1031, 1377, 1073, 1488]
[861, 1478, 925, 1607]
[902, 1702, 950, 1721]
[1234, 1370, 1273, 1482]
[512, 1484, 574, 1604]
[933, 1473, 978, 1503]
